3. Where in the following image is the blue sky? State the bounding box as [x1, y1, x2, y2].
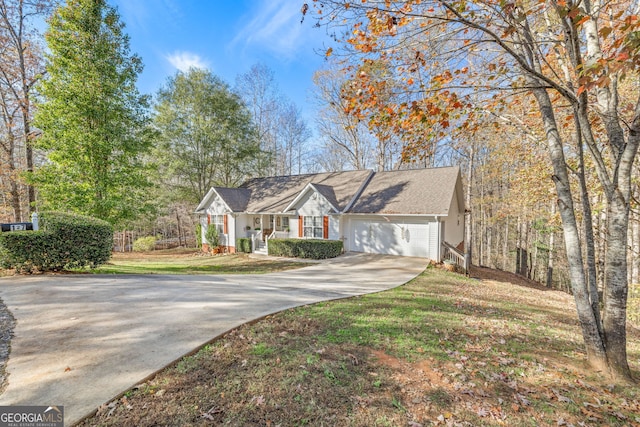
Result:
[110, 0, 330, 122]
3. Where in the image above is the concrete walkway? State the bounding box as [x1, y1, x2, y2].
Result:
[0, 253, 426, 425]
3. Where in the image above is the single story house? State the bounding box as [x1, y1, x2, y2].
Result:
[194, 166, 465, 261]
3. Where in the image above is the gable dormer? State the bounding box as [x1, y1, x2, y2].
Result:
[284, 183, 340, 216]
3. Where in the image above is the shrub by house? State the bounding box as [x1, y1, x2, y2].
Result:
[268, 239, 342, 260]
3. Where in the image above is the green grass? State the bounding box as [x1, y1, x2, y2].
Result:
[80, 267, 640, 427]
[87, 250, 310, 275]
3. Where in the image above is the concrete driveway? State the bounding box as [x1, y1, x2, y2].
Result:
[0, 253, 426, 425]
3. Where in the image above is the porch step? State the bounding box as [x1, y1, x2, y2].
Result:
[253, 247, 268, 255]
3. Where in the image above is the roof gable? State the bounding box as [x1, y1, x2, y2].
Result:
[283, 183, 340, 213]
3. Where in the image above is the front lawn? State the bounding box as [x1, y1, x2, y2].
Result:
[92, 248, 311, 275]
[79, 266, 640, 427]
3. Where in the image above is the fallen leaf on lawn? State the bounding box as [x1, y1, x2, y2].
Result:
[515, 393, 530, 406]
[610, 411, 627, 420]
[580, 407, 602, 420]
[347, 353, 359, 365]
[552, 389, 574, 403]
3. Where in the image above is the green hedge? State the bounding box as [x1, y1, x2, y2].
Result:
[0, 211, 113, 272]
[236, 237, 251, 253]
[267, 238, 343, 259]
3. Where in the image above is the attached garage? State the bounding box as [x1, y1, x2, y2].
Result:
[349, 217, 437, 258]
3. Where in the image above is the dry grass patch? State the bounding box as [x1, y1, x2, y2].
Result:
[79, 267, 640, 427]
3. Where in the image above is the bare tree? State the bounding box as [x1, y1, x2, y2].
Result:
[277, 101, 311, 175]
[312, 65, 376, 170]
[0, 0, 51, 219]
[235, 63, 282, 176]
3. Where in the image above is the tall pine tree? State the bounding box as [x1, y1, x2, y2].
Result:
[33, 0, 153, 225]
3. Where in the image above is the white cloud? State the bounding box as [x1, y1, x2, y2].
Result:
[232, 0, 309, 59]
[165, 51, 209, 72]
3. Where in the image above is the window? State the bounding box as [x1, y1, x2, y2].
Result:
[303, 216, 323, 238]
[210, 215, 224, 233]
[277, 216, 289, 231]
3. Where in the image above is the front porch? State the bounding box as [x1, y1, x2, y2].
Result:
[241, 214, 295, 254]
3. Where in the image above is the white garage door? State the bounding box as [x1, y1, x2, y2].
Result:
[350, 219, 430, 258]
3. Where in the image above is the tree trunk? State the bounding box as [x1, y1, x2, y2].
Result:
[547, 202, 555, 288]
[531, 87, 608, 372]
[574, 120, 603, 334]
[503, 218, 509, 271]
[602, 193, 632, 378]
[631, 212, 640, 285]
[6, 133, 22, 222]
[464, 146, 473, 273]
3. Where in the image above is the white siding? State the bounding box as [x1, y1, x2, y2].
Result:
[328, 215, 340, 240]
[291, 217, 301, 238]
[227, 214, 236, 248]
[428, 221, 440, 261]
[443, 191, 464, 247]
[236, 214, 253, 237]
[297, 191, 333, 217]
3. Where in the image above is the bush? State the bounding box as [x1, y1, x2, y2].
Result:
[133, 236, 157, 252]
[268, 239, 343, 260]
[236, 237, 251, 253]
[195, 223, 202, 248]
[0, 211, 113, 272]
[204, 225, 219, 248]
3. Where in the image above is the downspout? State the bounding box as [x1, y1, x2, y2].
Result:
[436, 217, 442, 262]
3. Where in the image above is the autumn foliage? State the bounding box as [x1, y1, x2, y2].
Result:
[306, 0, 640, 380]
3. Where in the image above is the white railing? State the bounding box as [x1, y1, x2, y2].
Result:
[251, 230, 263, 252]
[264, 230, 278, 253]
[442, 241, 467, 273]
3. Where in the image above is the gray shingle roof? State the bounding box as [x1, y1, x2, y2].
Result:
[199, 167, 461, 216]
[347, 166, 461, 215]
[235, 170, 372, 213]
[213, 187, 251, 212]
